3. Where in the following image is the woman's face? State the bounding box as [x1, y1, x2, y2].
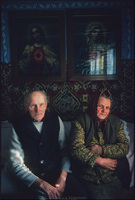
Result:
[91, 28, 100, 40]
[97, 96, 111, 120]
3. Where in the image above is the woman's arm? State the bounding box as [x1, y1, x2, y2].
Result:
[70, 120, 100, 168]
[102, 122, 129, 159]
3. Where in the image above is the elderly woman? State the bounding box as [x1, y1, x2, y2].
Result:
[70, 89, 130, 199]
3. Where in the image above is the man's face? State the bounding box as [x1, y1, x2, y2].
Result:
[25, 91, 47, 122]
[32, 27, 41, 42]
[96, 96, 111, 120]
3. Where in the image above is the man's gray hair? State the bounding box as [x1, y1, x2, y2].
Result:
[24, 90, 48, 105]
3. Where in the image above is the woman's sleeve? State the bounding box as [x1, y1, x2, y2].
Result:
[102, 122, 129, 158]
[70, 120, 100, 168]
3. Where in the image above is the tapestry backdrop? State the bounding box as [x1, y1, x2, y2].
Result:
[1, 60, 134, 122]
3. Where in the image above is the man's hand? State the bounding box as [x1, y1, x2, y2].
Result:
[55, 171, 67, 197]
[33, 178, 60, 199]
[95, 157, 117, 170]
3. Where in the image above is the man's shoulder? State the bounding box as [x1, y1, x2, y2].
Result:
[45, 111, 59, 120]
[11, 112, 25, 124]
[44, 111, 60, 126]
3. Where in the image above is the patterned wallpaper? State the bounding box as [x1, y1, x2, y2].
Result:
[1, 60, 134, 122]
[1, 0, 134, 122]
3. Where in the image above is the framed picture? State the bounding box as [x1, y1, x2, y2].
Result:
[67, 9, 121, 81]
[9, 10, 66, 82]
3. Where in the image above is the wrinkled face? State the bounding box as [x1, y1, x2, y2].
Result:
[97, 96, 111, 120]
[25, 91, 47, 122]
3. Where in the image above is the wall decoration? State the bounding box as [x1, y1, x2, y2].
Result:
[67, 9, 121, 81]
[1, 60, 134, 122]
[1, 1, 134, 124]
[52, 85, 81, 120]
[1, 1, 134, 63]
[9, 10, 66, 82]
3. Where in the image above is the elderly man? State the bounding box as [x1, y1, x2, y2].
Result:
[7, 90, 86, 199]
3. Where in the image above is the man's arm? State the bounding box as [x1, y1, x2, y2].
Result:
[7, 126, 37, 187]
[58, 116, 71, 173]
[51, 117, 71, 196]
[7, 126, 61, 199]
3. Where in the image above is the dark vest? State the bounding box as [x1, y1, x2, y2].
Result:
[72, 112, 131, 189]
[76, 113, 121, 146]
[13, 112, 61, 182]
